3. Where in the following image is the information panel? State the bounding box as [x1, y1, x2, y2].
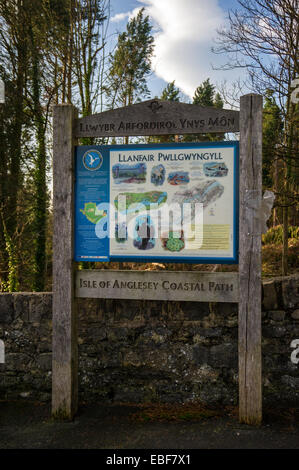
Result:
[74, 142, 239, 263]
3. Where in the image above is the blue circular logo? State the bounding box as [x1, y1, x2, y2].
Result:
[83, 150, 103, 171]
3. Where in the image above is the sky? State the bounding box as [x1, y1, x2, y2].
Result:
[108, 0, 244, 102]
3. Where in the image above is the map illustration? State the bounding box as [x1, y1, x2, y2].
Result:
[75, 144, 238, 263]
[80, 202, 107, 224]
[151, 164, 165, 186]
[203, 162, 228, 177]
[114, 191, 167, 214]
[133, 215, 155, 250]
[172, 180, 224, 208]
[167, 171, 190, 185]
[112, 162, 146, 184]
[161, 230, 185, 252]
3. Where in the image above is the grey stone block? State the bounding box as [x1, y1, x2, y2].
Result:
[269, 311, 286, 322]
[214, 303, 238, 316]
[37, 341, 52, 353]
[291, 309, 299, 320]
[281, 375, 299, 389]
[281, 275, 299, 309]
[263, 326, 286, 338]
[37, 353, 52, 371]
[13, 294, 30, 321]
[183, 302, 210, 320]
[0, 295, 14, 324]
[192, 344, 209, 365]
[5, 353, 31, 371]
[197, 328, 223, 338]
[262, 280, 278, 311]
[86, 326, 107, 341]
[210, 343, 238, 368]
[29, 294, 52, 322]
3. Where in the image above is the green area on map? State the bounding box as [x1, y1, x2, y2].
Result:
[80, 202, 107, 224]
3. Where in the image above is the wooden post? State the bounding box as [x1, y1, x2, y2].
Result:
[239, 94, 263, 425]
[52, 104, 78, 420]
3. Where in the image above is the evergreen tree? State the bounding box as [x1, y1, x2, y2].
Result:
[161, 81, 180, 102]
[106, 8, 154, 110]
[184, 79, 225, 142]
[148, 81, 181, 144]
[214, 92, 224, 109]
[193, 79, 215, 107]
[0, 0, 110, 290]
[0, 0, 29, 290]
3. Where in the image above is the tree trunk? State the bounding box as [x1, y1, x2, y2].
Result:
[30, 28, 47, 291]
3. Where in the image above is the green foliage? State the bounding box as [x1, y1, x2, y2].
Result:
[148, 81, 181, 144]
[262, 225, 299, 245]
[0, 0, 57, 291]
[106, 8, 154, 108]
[214, 92, 224, 109]
[262, 90, 283, 189]
[0, 0, 111, 291]
[161, 81, 180, 102]
[193, 79, 215, 107]
[183, 78, 224, 142]
[0, 214, 19, 292]
[1, 1, 297, 289]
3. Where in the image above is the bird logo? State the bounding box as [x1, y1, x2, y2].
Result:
[83, 149, 103, 171]
[88, 153, 97, 166]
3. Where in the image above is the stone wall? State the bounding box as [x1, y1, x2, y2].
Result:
[0, 275, 298, 405]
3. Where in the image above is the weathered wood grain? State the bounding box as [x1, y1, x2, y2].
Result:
[75, 99, 240, 137]
[0, 339, 4, 363]
[0, 79, 4, 103]
[239, 94, 263, 425]
[76, 270, 239, 303]
[52, 104, 78, 420]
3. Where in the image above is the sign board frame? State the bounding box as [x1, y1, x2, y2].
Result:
[52, 97, 263, 426]
[74, 141, 239, 264]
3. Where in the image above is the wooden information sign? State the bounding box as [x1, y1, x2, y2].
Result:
[52, 97, 262, 425]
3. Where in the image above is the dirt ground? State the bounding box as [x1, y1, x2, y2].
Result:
[0, 400, 298, 449]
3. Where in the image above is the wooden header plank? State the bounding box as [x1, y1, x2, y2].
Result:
[75, 99, 240, 138]
[238, 94, 263, 426]
[76, 270, 239, 303]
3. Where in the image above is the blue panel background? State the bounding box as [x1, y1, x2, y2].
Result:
[74, 146, 110, 261]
